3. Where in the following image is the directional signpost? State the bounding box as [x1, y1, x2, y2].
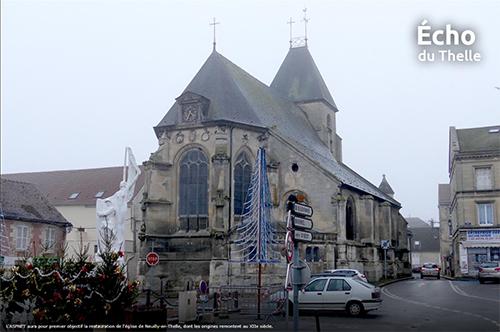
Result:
[286, 195, 314, 332]
[294, 230, 313, 242]
[291, 215, 313, 230]
[381, 240, 390, 279]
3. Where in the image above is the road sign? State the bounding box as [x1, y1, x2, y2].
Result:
[380, 240, 390, 249]
[285, 231, 294, 262]
[292, 259, 312, 287]
[294, 230, 312, 242]
[285, 263, 293, 290]
[146, 251, 160, 266]
[292, 215, 313, 230]
[199, 280, 208, 294]
[290, 202, 313, 217]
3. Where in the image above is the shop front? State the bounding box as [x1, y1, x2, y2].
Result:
[457, 229, 500, 276]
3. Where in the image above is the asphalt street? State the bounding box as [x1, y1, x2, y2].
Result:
[199, 276, 500, 332]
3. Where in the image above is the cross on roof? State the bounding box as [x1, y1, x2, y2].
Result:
[287, 17, 295, 48]
[210, 17, 220, 51]
[302, 8, 310, 46]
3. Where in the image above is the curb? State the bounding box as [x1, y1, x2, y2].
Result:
[443, 275, 455, 280]
[379, 276, 414, 287]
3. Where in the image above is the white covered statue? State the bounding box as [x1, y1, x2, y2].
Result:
[96, 147, 141, 260]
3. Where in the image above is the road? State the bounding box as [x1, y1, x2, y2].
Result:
[198, 276, 500, 332]
[287, 276, 500, 332]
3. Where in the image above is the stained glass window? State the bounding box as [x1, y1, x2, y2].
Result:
[179, 149, 208, 231]
[234, 152, 252, 215]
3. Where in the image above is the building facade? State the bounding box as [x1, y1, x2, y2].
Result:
[136, 44, 410, 291]
[406, 218, 440, 270]
[0, 179, 72, 266]
[3, 168, 144, 277]
[439, 126, 500, 277]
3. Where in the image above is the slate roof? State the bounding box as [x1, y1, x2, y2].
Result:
[456, 125, 500, 153]
[438, 184, 451, 205]
[378, 174, 395, 196]
[410, 227, 440, 252]
[156, 49, 400, 206]
[270, 46, 337, 109]
[406, 217, 431, 229]
[2, 167, 145, 206]
[0, 178, 70, 226]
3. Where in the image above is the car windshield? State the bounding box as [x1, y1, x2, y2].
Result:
[423, 264, 438, 268]
[480, 262, 499, 268]
[353, 279, 374, 289]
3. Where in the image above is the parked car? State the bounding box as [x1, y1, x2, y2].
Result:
[287, 276, 382, 316]
[322, 269, 369, 283]
[478, 262, 500, 284]
[420, 263, 440, 279]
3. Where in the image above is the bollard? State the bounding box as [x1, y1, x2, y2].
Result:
[213, 291, 219, 314]
[146, 289, 151, 308]
[233, 291, 239, 310]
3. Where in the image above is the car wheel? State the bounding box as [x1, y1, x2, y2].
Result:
[479, 278, 484, 284]
[347, 301, 364, 317]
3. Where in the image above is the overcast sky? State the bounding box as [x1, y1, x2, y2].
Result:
[2, 0, 499, 222]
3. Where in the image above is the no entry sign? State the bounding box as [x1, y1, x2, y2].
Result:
[146, 251, 160, 266]
[285, 231, 294, 262]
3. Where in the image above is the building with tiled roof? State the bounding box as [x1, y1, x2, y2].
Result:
[3, 167, 144, 273]
[0, 178, 72, 266]
[138, 41, 410, 290]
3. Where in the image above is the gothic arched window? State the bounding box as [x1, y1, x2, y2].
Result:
[179, 148, 209, 231]
[234, 152, 252, 215]
[346, 197, 356, 240]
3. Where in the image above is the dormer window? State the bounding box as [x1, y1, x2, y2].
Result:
[68, 192, 79, 199]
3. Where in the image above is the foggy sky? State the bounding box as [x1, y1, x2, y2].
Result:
[1, 0, 499, 222]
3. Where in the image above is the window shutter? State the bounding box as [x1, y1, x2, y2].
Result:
[476, 168, 492, 190]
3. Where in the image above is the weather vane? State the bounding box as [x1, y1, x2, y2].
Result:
[302, 8, 309, 46]
[287, 17, 295, 48]
[210, 17, 220, 51]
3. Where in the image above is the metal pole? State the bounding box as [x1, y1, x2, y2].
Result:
[293, 240, 300, 332]
[384, 249, 387, 279]
[285, 289, 289, 329]
[258, 263, 262, 319]
[257, 149, 262, 320]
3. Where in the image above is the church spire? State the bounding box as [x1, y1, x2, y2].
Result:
[209, 17, 220, 51]
[287, 17, 295, 49]
[302, 8, 309, 47]
[378, 174, 395, 198]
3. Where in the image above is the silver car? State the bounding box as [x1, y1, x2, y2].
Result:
[288, 276, 382, 316]
[323, 269, 369, 283]
[478, 262, 500, 284]
[420, 263, 440, 279]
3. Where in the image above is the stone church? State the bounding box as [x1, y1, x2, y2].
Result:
[135, 42, 410, 290]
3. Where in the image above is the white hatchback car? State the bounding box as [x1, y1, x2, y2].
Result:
[288, 276, 382, 316]
[323, 269, 368, 283]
